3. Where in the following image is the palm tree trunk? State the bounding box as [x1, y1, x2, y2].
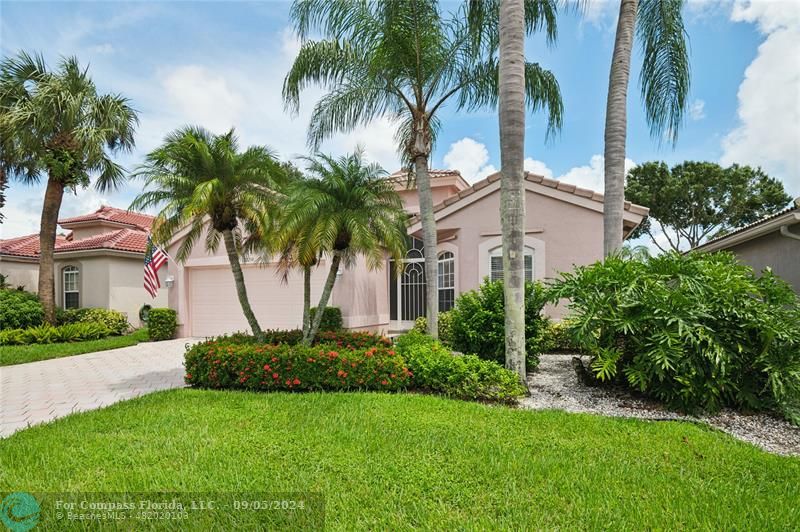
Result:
[603, 0, 638, 256]
[305, 251, 341, 345]
[302, 264, 311, 338]
[38, 177, 65, 324]
[414, 154, 439, 340]
[222, 229, 263, 339]
[498, 0, 527, 383]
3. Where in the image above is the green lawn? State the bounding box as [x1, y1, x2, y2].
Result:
[0, 328, 149, 366]
[0, 391, 797, 530]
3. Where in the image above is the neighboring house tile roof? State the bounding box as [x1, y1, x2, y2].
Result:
[1, 206, 153, 259]
[694, 197, 800, 251]
[58, 205, 154, 230]
[388, 169, 465, 180]
[0, 234, 69, 258]
[408, 171, 650, 226]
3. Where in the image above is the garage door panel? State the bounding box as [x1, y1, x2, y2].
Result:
[188, 265, 323, 337]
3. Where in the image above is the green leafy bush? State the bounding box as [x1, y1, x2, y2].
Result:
[395, 331, 526, 403]
[309, 306, 343, 332]
[551, 252, 800, 422]
[412, 311, 455, 345]
[184, 338, 410, 391]
[56, 308, 89, 325]
[449, 279, 548, 368]
[220, 329, 392, 349]
[534, 319, 583, 353]
[75, 308, 130, 335]
[0, 322, 111, 345]
[148, 308, 177, 341]
[0, 289, 44, 330]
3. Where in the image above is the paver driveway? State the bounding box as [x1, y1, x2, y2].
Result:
[0, 338, 200, 438]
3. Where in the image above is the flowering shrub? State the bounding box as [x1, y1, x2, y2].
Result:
[220, 329, 392, 349]
[394, 331, 526, 403]
[184, 339, 410, 392]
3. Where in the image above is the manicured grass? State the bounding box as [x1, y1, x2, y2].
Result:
[0, 391, 797, 529]
[0, 328, 149, 366]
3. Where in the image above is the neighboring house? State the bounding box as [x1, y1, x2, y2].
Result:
[166, 170, 649, 337]
[694, 197, 800, 294]
[0, 206, 168, 324]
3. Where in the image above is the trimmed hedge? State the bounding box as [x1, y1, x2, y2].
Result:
[309, 306, 343, 332]
[0, 289, 44, 330]
[148, 308, 177, 341]
[394, 331, 526, 403]
[0, 322, 111, 345]
[220, 329, 393, 349]
[450, 279, 548, 369]
[551, 251, 800, 422]
[412, 311, 455, 346]
[185, 339, 410, 391]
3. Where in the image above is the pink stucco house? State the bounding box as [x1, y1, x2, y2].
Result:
[166, 170, 648, 337]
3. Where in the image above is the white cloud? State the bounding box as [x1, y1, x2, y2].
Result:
[556, 154, 636, 193]
[689, 99, 706, 120]
[720, 0, 800, 195]
[442, 137, 497, 183]
[523, 158, 554, 179]
[161, 65, 245, 134]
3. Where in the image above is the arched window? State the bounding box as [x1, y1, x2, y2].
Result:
[437, 251, 455, 312]
[63, 265, 80, 309]
[489, 247, 533, 282]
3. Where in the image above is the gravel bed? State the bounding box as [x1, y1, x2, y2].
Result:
[519, 354, 800, 457]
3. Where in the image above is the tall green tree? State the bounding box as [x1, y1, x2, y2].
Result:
[278, 151, 407, 344]
[283, 0, 562, 340]
[603, 0, 690, 255]
[130, 127, 286, 338]
[626, 161, 792, 251]
[0, 51, 138, 323]
[467, 0, 561, 380]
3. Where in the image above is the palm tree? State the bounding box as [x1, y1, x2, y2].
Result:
[0, 51, 138, 323]
[278, 150, 407, 344]
[130, 127, 285, 339]
[603, 0, 690, 255]
[466, 0, 560, 381]
[283, 0, 562, 340]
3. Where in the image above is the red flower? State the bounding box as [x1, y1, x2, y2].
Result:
[337, 370, 348, 378]
[263, 364, 271, 371]
[272, 373, 279, 379]
[185, 373, 192, 379]
[271, 357, 278, 362]
[381, 380, 388, 385]
[293, 378, 301, 385]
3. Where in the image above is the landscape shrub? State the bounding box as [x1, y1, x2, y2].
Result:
[75, 308, 130, 335]
[147, 308, 177, 341]
[309, 306, 343, 332]
[0, 289, 44, 330]
[219, 329, 392, 349]
[185, 339, 410, 392]
[411, 310, 454, 345]
[551, 251, 800, 422]
[394, 331, 526, 403]
[56, 308, 90, 325]
[0, 322, 111, 345]
[534, 319, 583, 353]
[449, 279, 548, 368]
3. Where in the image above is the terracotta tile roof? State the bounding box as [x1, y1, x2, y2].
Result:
[54, 228, 149, 254]
[58, 205, 154, 230]
[408, 171, 650, 226]
[388, 169, 464, 180]
[0, 234, 69, 258]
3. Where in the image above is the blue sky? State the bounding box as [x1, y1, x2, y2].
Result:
[1, 0, 799, 249]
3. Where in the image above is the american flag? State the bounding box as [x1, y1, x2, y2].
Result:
[144, 235, 168, 298]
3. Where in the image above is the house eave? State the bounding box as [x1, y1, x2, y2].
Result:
[694, 212, 800, 252]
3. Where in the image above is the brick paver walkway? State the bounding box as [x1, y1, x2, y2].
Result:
[0, 338, 200, 438]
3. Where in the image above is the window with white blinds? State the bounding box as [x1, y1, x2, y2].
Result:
[489, 248, 533, 282]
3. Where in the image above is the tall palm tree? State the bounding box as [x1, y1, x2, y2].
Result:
[284, 0, 562, 340]
[603, 0, 690, 255]
[0, 51, 138, 323]
[466, 0, 560, 381]
[278, 150, 407, 344]
[130, 127, 285, 339]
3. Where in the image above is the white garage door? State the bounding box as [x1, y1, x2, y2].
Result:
[188, 265, 319, 337]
